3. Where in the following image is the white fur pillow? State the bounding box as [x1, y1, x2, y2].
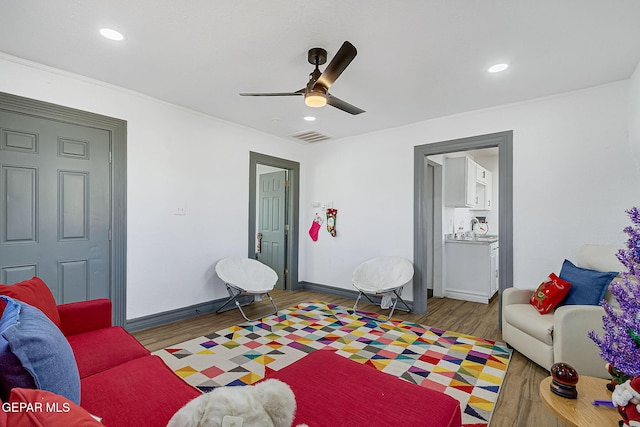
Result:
[167, 379, 308, 427]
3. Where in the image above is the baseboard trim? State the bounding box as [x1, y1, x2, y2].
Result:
[126, 282, 418, 332]
[125, 294, 253, 332]
[298, 281, 360, 300]
[299, 281, 414, 311]
[444, 289, 490, 304]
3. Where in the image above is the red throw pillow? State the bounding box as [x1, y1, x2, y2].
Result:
[0, 277, 61, 328]
[6, 388, 102, 427]
[529, 273, 571, 314]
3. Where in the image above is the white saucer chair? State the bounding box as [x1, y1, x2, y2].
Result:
[352, 256, 414, 319]
[214, 257, 279, 322]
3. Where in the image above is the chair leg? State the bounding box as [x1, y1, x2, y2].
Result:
[353, 291, 377, 313]
[236, 292, 278, 322]
[353, 292, 362, 313]
[388, 296, 398, 319]
[354, 289, 411, 320]
[388, 289, 411, 319]
[215, 284, 241, 314]
[362, 293, 377, 304]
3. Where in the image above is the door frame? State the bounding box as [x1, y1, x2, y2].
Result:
[426, 161, 444, 298]
[248, 152, 299, 290]
[413, 131, 513, 325]
[0, 91, 127, 327]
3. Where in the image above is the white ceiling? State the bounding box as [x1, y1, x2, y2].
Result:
[2, 1, 640, 143]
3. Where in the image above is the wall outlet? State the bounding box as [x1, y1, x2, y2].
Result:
[174, 204, 186, 215]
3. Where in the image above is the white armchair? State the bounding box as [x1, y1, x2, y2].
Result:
[501, 245, 621, 378]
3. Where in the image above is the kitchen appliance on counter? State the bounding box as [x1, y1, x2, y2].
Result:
[472, 216, 489, 235]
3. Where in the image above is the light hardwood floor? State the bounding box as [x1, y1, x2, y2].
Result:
[132, 289, 563, 426]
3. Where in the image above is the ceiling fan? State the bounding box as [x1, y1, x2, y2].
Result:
[240, 41, 365, 115]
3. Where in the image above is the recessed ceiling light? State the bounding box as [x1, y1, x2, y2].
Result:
[99, 28, 125, 41]
[488, 63, 509, 73]
[304, 116, 316, 121]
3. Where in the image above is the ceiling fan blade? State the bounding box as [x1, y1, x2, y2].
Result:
[327, 94, 365, 115]
[315, 41, 357, 90]
[240, 89, 304, 96]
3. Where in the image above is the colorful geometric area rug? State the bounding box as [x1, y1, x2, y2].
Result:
[153, 301, 512, 427]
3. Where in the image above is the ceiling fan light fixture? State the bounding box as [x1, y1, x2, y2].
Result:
[304, 92, 327, 108]
[241, 42, 364, 114]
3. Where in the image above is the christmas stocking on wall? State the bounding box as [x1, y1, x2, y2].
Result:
[326, 208, 337, 237]
[308, 213, 324, 241]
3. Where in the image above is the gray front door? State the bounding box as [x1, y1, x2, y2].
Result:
[257, 170, 286, 289]
[0, 109, 111, 303]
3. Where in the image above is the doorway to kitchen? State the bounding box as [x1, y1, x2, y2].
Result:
[413, 131, 513, 325]
[248, 152, 300, 290]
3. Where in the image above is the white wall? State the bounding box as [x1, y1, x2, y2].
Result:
[3, 52, 638, 319]
[301, 80, 639, 293]
[300, 133, 416, 296]
[0, 54, 306, 320]
[629, 61, 640, 173]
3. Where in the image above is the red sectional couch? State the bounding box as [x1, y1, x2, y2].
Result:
[1, 278, 461, 427]
[0, 277, 201, 427]
[0, 279, 200, 427]
[58, 298, 201, 426]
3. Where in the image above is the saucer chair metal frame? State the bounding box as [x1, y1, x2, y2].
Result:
[352, 256, 414, 319]
[215, 257, 279, 322]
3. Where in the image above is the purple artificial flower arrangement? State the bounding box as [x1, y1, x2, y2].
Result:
[588, 207, 640, 377]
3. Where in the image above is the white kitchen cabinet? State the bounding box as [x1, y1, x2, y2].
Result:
[444, 240, 499, 303]
[444, 157, 477, 207]
[471, 169, 492, 210]
[490, 242, 499, 296]
[445, 156, 493, 210]
[476, 164, 488, 184]
[485, 170, 493, 210]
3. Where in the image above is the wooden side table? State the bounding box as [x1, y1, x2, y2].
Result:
[540, 376, 620, 426]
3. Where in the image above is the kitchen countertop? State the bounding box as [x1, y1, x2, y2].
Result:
[445, 234, 499, 244]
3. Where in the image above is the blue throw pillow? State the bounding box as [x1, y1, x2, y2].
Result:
[558, 259, 618, 306]
[0, 296, 80, 404]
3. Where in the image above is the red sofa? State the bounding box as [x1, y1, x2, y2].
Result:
[1, 278, 461, 427]
[268, 350, 462, 427]
[0, 289, 199, 427]
[59, 298, 200, 425]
